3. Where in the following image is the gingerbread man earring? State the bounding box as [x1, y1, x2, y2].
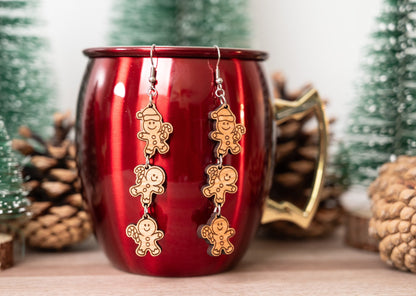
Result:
[126, 45, 172, 257]
[198, 45, 246, 257]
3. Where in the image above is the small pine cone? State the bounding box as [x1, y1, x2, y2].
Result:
[23, 194, 92, 249]
[266, 72, 344, 238]
[13, 112, 93, 250]
[369, 155, 416, 273]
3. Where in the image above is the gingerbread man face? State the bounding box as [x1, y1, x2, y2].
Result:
[143, 118, 161, 134]
[126, 216, 164, 257]
[219, 167, 237, 185]
[136, 104, 173, 157]
[212, 216, 228, 235]
[209, 104, 246, 158]
[146, 166, 165, 186]
[198, 214, 235, 256]
[129, 164, 166, 206]
[202, 164, 238, 206]
[138, 217, 157, 236]
[218, 118, 235, 134]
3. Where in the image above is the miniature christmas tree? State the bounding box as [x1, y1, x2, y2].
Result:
[339, 0, 416, 186]
[109, 0, 179, 45]
[178, 0, 250, 47]
[0, 0, 54, 139]
[0, 117, 30, 220]
[109, 0, 250, 47]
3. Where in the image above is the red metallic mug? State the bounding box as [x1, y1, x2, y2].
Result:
[76, 46, 327, 276]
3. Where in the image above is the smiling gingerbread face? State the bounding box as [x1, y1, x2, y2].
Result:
[146, 166, 165, 186]
[219, 167, 237, 184]
[212, 217, 228, 235]
[144, 119, 161, 133]
[218, 119, 235, 134]
[138, 218, 157, 235]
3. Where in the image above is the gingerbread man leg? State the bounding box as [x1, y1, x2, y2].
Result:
[223, 241, 233, 254]
[230, 142, 241, 154]
[136, 246, 147, 256]
[129, 184, 140, 197]
[217, 142, 228, 156]
[150, 244, 161, 256]
[145, 144, 157, 157]
[158, 142, 169, 154]
[140, 188, 152, 205]
[202, 186, 214, 198]
[211, 245, 221, 256]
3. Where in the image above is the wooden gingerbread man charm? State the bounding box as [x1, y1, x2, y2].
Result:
[209, 104, 246, 157]
[126, 216, 164, 257]
[198, 214, 235, 256]
[202, 164, 238, 206]
[129, 164, 166, 206]
[137, 104, 173, 157]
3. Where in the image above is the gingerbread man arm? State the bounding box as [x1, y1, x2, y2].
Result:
[153, 230, 164, 240]
[202, 186, 212, 198]
[129, 184, 141, 197]
[154, 184, 165, 194]
[236, 124, 246, 135]
[210, 131, 221, 141]
[134, 165, 146, 184]
[206, 166, 220, 185]
[200, 225, 215, 244]
[126, 224, 141, 245]
[137, 131, 150, 140]
[160, 122, 173, 140]
[226, 228, 235, 237]
[129, 165, 147, 196]
[227, 184, 237, 193]
[232, 124, 246, 141]
[202, 166, 220, 197]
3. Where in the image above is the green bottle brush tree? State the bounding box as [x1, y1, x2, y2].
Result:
[338, 0, 416, 187]
[109, 0, 250, 47]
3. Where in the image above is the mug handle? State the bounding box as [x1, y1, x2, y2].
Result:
[261, 88, 328, 228]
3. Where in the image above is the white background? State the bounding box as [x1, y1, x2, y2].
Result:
[40, 0, 381, 134]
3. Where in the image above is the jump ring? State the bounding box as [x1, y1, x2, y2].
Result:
[217, 154, 223, 169]
[215, 88, 225, 98]
[213, 204, 222, 217]
[145, 154, 151, 168]
[143, 204, 149, 217]
[147, 89, 158, 104]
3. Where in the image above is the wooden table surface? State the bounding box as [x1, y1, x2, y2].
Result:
[1, 228, 415, 296]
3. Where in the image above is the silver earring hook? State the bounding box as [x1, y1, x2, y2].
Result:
[214, 45, 223, 85]
[213, 45, 226, 105]
[150, 44, 156, 68]
[148, 44, 157, 104]
[214, 45, 221, 71]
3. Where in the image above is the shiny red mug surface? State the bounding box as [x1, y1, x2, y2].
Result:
[76, 46, 274, 276]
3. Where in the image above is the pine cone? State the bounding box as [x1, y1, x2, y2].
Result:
[369, 155, 416, 272]
[266, 72, 344, 238]
[12, 112, 92, 249]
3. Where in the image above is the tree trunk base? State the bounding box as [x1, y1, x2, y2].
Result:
[0, 233, 13, 270]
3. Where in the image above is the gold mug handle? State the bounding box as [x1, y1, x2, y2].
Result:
[261, 88, 328, 228]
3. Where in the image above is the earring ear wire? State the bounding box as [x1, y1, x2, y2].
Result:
[197, 45, 246, 257]
[125, 44, 173, 257]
